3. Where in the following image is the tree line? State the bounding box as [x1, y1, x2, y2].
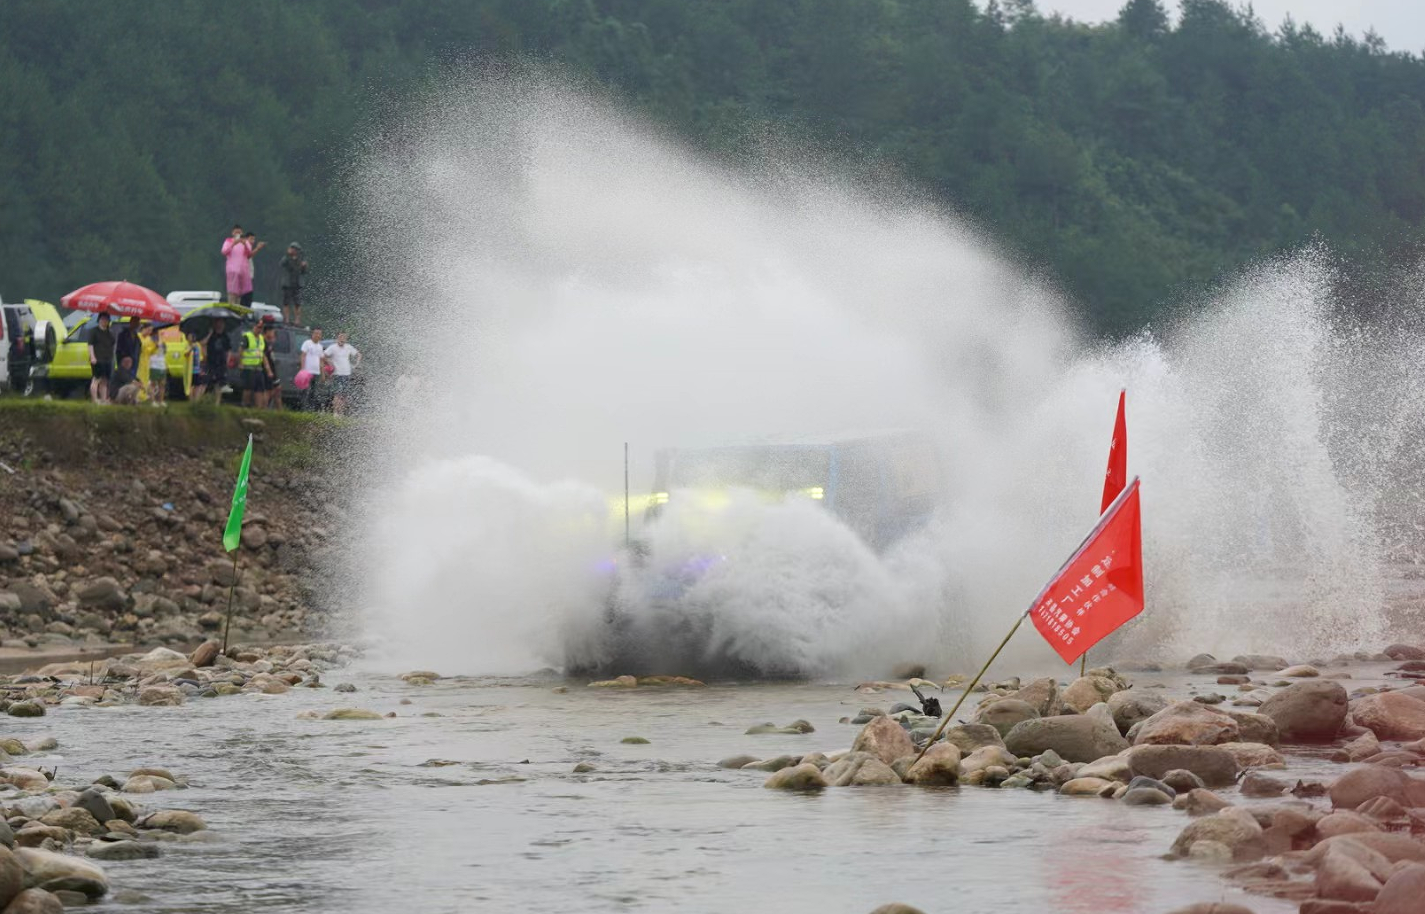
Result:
[1, 0, 1421, 332]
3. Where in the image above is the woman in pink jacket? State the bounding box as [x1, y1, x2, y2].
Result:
[222, 224, 254, 305]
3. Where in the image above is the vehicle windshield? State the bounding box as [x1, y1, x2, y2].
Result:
[63, 311, 89, 330]
[668, 447, 830, 492]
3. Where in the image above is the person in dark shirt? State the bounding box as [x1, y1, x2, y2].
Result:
[207, 317, 233, 403]
[88, 313, 114, 404]
[261, 322, 280, 410]
[113, 317, 140, 371]
[110, 356, 141, 405]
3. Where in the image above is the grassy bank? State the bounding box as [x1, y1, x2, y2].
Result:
[0, 397, 346, 471]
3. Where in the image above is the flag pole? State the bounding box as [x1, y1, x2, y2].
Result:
[220, 550, 239, 654]
[911, 610, 1030, 764]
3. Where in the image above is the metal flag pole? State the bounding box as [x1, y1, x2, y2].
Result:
[910, 610, 1029, 765]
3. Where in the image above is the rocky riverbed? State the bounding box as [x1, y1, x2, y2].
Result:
[737, 646, 1425, 914]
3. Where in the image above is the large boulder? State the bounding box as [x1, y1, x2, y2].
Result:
[1134, 701, 1239, 745]
[1003, 705, 1129, 763]
[1315, 841, 1387, 903]
[1217, 742, 1285, 769]
[1351, 691, 1425, 741]
[823, 752, 902, 787]
[13, 849, 107, 900]
[1, 889, 63, 914]
[1126, 744, 1239, 787]
[0, 846, 21, 910]
[1384, 644, 1425, 661]
[937, 724, 1005, 755]
[1168, 810, 1265, 862]
[1003, 677, 1060, 716]
[1258, 680, 1348, 742]
[1061, 676, 1121, 714]
[1223, 711, 1280, 746]
[975, 699, 1039, 737]
[1309, 834, 1425, 865]
[1329, 767, 1425, 811]
[1107, 690, 1169, 734]
[904, 744, 961, 786]
[1375, 864, 1425, 914]
[852, 717, 915, 766]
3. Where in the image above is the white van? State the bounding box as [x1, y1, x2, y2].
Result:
[166, 290, 281, 322]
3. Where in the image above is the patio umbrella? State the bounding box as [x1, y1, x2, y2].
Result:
[61, 281, 180, 323]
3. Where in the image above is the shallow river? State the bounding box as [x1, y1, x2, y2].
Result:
[15, 665, 1397, 914]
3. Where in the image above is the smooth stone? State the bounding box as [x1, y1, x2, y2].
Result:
[1352, 691, 1425, 741]
[1, 888, 64, 914]
[139, 810, 205, 834]
[975, 699, 1039, 737]
[823, 752, 902, 787]
[1107, 689, 1169, 734]
[763, 763, 827, 790]
[1169, 810, 1265, 861]
[1161, 769, 1207, 793]
[322, 709, 382, 721]
[1258, 680, 1348, 742]
[1002, 705, 1128, 763]
[13, 849, 107, 900]
[84, 841, 159, 862]
[1121, 786, 1173, 805]
[852, 717, 915, 766]
[717, 755, 759, 770]
[904, 744, 961, 786]
[1134, 701, 1238, 745]
[1375, 863, 1425, 914]
[1127, 744, 1239, 787]
[741, 756, 796, 773]
[1059, 777, 1114, 796]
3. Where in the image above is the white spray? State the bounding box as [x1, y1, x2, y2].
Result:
[341, 71, 1423, 677]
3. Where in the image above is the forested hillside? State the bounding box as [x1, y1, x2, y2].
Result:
[2, 0, 1423, 331]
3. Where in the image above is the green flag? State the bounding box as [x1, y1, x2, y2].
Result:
[223, 434, 253, 552]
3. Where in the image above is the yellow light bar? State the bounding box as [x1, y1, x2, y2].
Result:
[803, 486, 824, 500]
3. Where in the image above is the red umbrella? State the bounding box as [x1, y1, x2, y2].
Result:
[61, 281, 181, 323]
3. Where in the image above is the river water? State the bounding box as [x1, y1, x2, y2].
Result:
[15, 662, 1402, 914]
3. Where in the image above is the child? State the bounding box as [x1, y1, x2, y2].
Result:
[140, 324, 168, 407]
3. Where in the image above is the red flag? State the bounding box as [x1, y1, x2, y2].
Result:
[1101, 390, 1127, 514]
[1030, 477, 1143, 664]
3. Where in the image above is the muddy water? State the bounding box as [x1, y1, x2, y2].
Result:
[22, 667, 1400, 914]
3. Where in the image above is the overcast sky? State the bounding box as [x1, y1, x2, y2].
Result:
[1046, 0, 1425, 53]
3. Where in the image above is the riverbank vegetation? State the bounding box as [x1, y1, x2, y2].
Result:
[2, 0, 1422, 332]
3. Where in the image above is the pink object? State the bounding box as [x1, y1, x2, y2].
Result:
[294, 370, 314, 390]
[322, 362, 335, 375]
[61, 281, 181, 322]
[222, 237, 254, 296]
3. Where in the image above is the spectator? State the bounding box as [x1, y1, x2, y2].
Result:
[242, 231, 267, 308]
[207, 316, 232, 404]
[222, 225, 251, 306]
[262, 322, 281, 410]
[327, 330, 360, 416]
[113, 316, 140, 375]
[111, 356, 141, 405]
[280, 243, 307, 324]
[187, 330, 209, 401]
[141, 324, 168, 407]
[239, 318, 268, 408]
[298, 326, 326, 411]
[88, 312, 115, 404]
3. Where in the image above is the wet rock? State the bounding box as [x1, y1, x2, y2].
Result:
[1061, 676, 1121, 714]
[1003, 705, 1128, 763]
[137, 686, 184, 707]
[823, 752, 902, 787]
[1127, 744, 1238, 786]
[1280, 664, 1320, 678]
[1003, 677, 1060, 716]
[1222, 711, 1280, 746]
[936, 724, 1004, 755]
[1122, 785, 1173, 805]
[763, 763, 827, 790]
[868, 905, 927, 914]
[1375, 863, 1425, 914]
[85, 841, 159, 862]
[744, 720, 813, 735]
[1233, 654, 1289, 672]
[620, 736, 650, 745]
[635, 676, 706, 688]
[587, 676, 637, 689]
[741, 756, 796, 773]
[1, 889, 63, 914]
[1351, 691, 1425, 741]
[4, 703, 42, 720]
[904, 744, 961, 786]
[1106, 689, 1169, 734]
[1316, 811, 1382, 839]
[959, 745, 1018, 776]
[1, 770, 49, 792]
[717, 755, 759, 770]
[1169, 810, 1265, 861]
[975, 699, 1039, 737]
[13, 849, 107, 900]
[322, 709, 382, 720]
[1218, 742, 1285, 769]
[1173, 787, 1231, 816]
[37, 808, 102, 837]
[852, 717, 915, 766]
[1257, 680, 1347, 742]
[140, 810, 205, 834]
[1076, 753, 1131, 782]
[1162, 769, 1207, 793]
[1384, 644, 1425, 661]
[0, 847, 20, 909]
[1341, 731, 1380, 762]
[188, 641, 220, 668]
[1329, 767, 1421, 811]
[1315, 841, 1387, 902]
[1059, 777, 1114, 796]
[1134, 700, 1238, 745]
[334, 683, 356, 693]
[1239, 771, 1289, 797]
[75, 578, 125, 611]
[1309, 833, 1425, 865]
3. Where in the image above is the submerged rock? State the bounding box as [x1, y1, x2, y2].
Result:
[763, 763, 827, 790]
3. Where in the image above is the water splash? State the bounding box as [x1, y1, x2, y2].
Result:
[343, 69, 1423, 677]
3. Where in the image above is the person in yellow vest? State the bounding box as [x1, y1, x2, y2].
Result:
[240, 318, 268, 408]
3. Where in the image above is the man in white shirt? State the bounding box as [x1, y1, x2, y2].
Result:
[298, 327, 327, 411]
[326, 331, 361, 416]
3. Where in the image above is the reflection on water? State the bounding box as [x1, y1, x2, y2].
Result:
[24, 669, 1380, 913]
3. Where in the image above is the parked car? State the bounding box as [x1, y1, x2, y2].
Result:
[0, 300, 57, 394]
[166, 291, 280, 324]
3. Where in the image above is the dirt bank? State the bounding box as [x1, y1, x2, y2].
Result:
[0, 400, 348, 652]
